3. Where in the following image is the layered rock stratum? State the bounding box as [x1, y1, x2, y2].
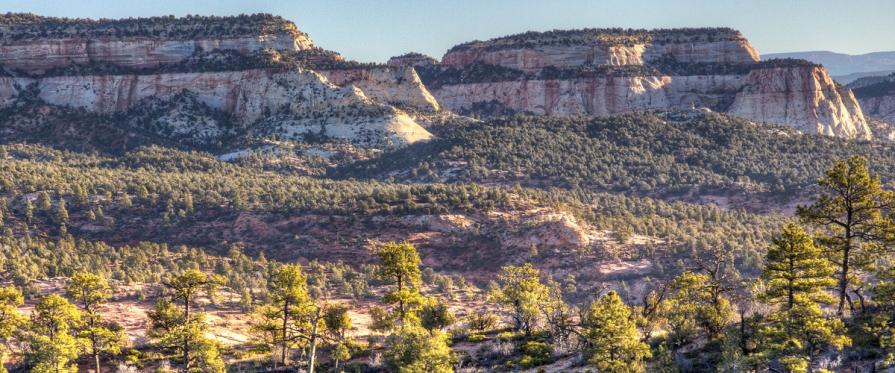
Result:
[418, 28, 872, 139]
[0, 14, 434, 148]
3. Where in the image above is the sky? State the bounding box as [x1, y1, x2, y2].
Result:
[2, 0, 894, 63]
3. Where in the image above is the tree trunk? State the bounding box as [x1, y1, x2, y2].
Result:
[94, 342, 101, 373]
[308, 308, 321, 373]
[184, 300, 190, 373]
[280, 300, 290, 367]
[838, 226, 851, 316]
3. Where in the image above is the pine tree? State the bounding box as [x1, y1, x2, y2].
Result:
[324, 305, 352, 372]
[758, 224, 850, 372]
[66, 272, 124, 373]
[581, 291, 650, 373]
[254, 264, 312, 368]
[0, 286, 25, 373]
[761, 224, 836, 309]
[376, 242, 423, 322]
[150, 269, 224, 373]
[57, 198, 69, 234]
[664, 271, 733, 345]
[870, 265, 895, 366]
[798, 156, 895, 315]
[491, 263, 548, 336]
[26, 295, 83, 373]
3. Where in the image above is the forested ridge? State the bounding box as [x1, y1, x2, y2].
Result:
[335, 111, 894, 201]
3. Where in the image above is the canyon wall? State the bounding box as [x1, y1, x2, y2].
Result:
[442, 39, 760, 72]
[0, 68, 431, 146]
[426, 28, 871, 139]
[0, 14, 433, 147]
[728, 66, 871, 139]
[0, 34, 314, 74]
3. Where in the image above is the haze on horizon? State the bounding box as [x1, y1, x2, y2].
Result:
[2, 0, 894, 63]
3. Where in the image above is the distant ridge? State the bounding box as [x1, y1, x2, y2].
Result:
[764, 50, 895, 78]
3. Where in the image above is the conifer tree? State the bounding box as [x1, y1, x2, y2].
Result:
[758, 224, 849, 372]
[376, 242, 423, 322]
[27, 295, 83, 373]
[491, 263, 548, 336]
[581, 291, 650, 373]
[383, 324, 454, 373]
[66, 272, 123, 373]
[0, 286, 25, 373]
[150, 269, 224, 373]
[254, 264, 312, 368]
[798, 156, 895, 315]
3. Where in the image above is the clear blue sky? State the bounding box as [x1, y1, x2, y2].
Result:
[3, 0, 894, 63]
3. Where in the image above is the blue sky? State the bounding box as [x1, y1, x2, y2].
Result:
[3, 0, 894, 63]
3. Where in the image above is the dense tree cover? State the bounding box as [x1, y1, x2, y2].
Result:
[0, 13, 303, 40]
[0, 143, 783, 279]
[335, 112, 895, 199]
[1, 158, 895, 371]
[852, 73, 895, 98]
[446, 27, 745, 53]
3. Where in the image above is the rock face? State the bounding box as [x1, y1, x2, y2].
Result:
[426, 28, 871, 139]
[442, 29, 760, 72]
[0, 35, 314, 74]
[728, 66, 871, 138]
[1, 68, 431, 147]
[852, 74, 895, 125]
[318, 66, 441, 111]
[433, 74, 746, 117]
[0, 14, 432, 147]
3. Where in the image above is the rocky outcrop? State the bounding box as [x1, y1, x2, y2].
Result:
[859, 96, 895, 124]
[0, 14, 315, 74]
[427, 28, 870, 139]
[442, 28, 759, 72]
[0, 68, 431, 147]
[318, 66, 441, 111]
[0, 35, 314, 74]
[728, 66, 871, 139]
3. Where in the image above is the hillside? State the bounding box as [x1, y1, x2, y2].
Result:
[333, 110, 895, 211]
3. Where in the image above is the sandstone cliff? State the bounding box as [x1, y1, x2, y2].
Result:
[0, 14, 433, 147]
[0, 68, 431, 147]
[728, 66, 871, 138]
[0, 14, 314, 74]
[442, 28, 760, 72]
[318, 66, 441, 111]
[425, 28, 871, 139]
